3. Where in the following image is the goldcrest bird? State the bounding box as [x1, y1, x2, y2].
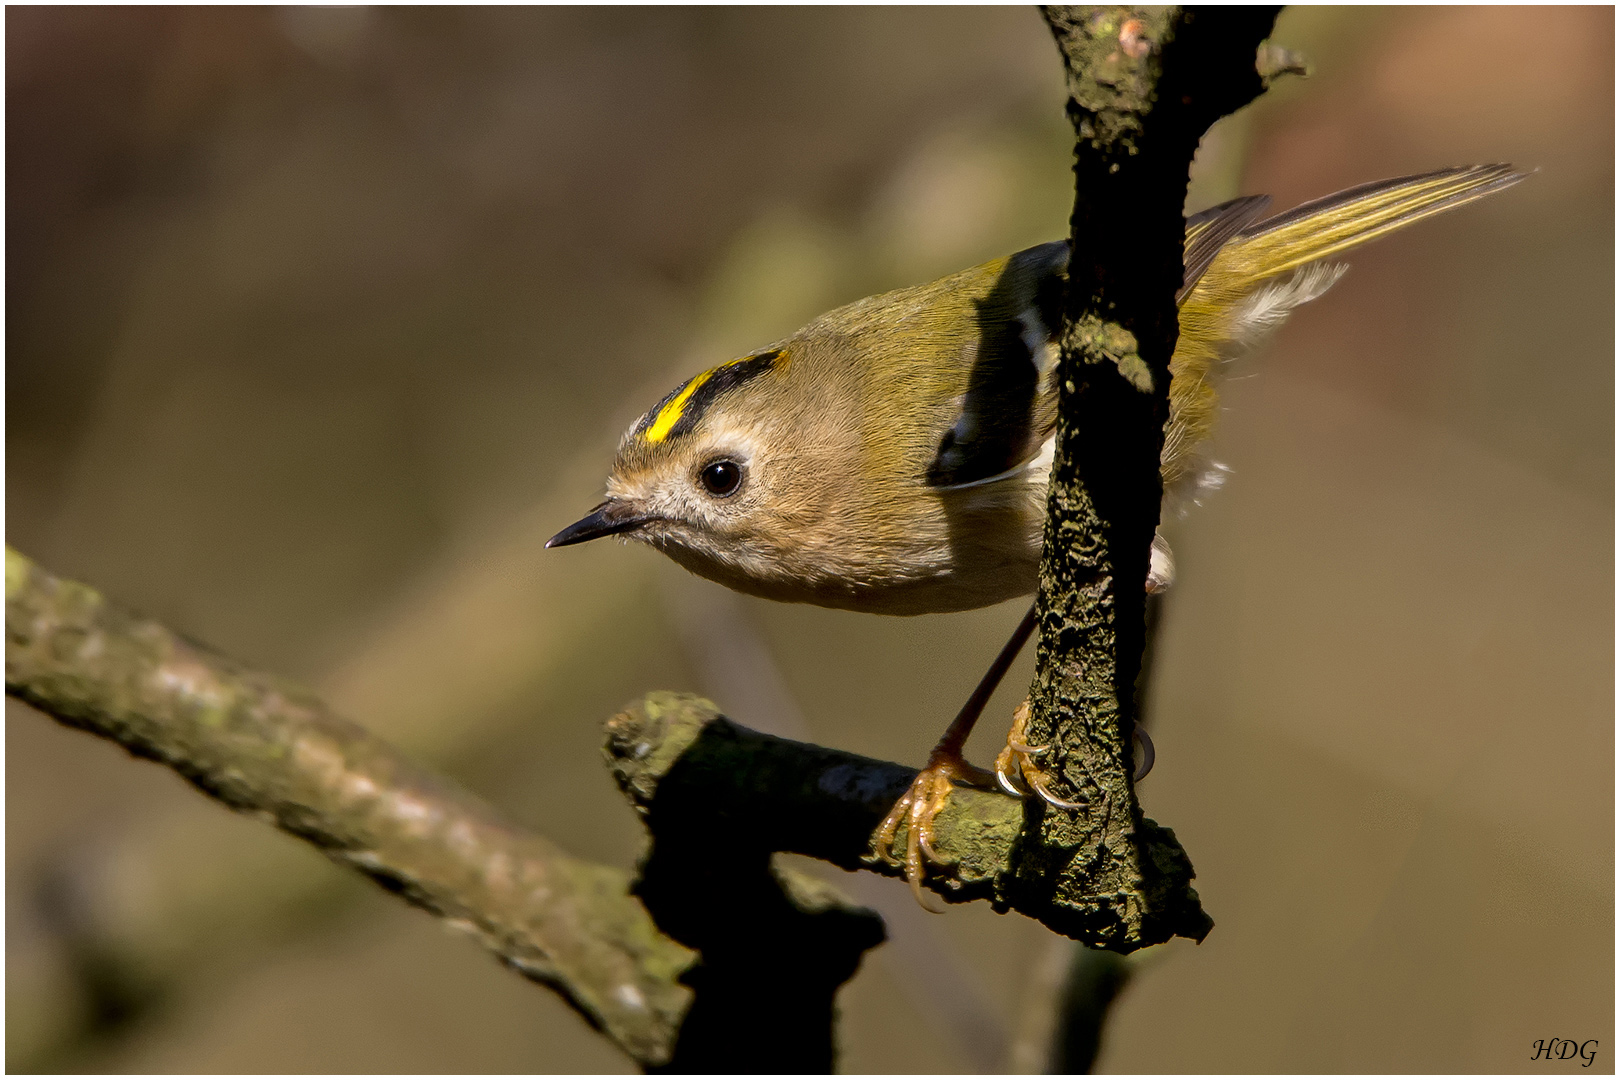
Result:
[549, 164, 1523, 897]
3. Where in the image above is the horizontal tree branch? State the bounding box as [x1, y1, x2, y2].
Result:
[605, 690, 1204, 942]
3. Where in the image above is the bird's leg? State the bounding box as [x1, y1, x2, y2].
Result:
[871, 602, 1038, 909]
[871, 587, 1160, 907]
[997, 538, 1169, 804]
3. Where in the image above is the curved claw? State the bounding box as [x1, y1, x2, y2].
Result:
[908, 868, 947, 913]
[916, 828, 946, 868]
[870, 761, 986, 912]
[1025, 766, 1085, 810]
[1133, 724, 1156, 782]
[997, 701, 1084, 810]
[872, 790, 911, 868]
[996, 760, 1031, 798]
[903, 795, 947, 913]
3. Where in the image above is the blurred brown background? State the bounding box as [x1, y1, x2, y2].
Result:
[6, 6, 1612, 1073]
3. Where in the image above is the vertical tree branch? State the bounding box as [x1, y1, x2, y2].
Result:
[1011, 6, 1280, 950]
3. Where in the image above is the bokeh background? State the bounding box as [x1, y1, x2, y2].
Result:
[7, 6, 1612, 1073]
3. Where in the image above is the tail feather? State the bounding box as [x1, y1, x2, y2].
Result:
[1180, 194, 1272, 301]
[1162, 163, 1525, 494]
[1226, 163, 1526, 284]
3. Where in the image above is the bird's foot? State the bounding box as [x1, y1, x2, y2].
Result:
[993, 700, 1084, 809]
[994, 700, 1157, 802]
[870, 750, 996, 912]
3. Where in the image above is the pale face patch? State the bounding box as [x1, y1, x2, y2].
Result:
[608, 422, 765, 542]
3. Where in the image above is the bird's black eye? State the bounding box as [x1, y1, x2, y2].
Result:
[699, 460, 743, 498]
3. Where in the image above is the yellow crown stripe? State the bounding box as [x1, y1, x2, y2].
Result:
[643, 353, 774, 442]
[644, 368, 717, 443]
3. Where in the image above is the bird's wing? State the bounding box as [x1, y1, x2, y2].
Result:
[924, 198, 1268, 491]
[926, 167, 1525, 494]
[923, 242, 1067, 490]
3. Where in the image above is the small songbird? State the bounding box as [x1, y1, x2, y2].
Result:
[548, 164, 1523, 897]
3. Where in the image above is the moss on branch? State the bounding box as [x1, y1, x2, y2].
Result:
[605, 691, 1200, 944]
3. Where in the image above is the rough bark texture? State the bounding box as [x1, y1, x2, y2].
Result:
[608, 693, 1022, 896]
[605, 692, 1189, 938]
[1009, 6, 1280, 950]
[5, 547, 697, 1066]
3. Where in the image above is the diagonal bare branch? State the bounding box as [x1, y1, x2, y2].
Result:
[5, 546, 694, 1068]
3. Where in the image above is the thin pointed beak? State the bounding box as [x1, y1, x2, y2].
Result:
[545, 500, 655, 548]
